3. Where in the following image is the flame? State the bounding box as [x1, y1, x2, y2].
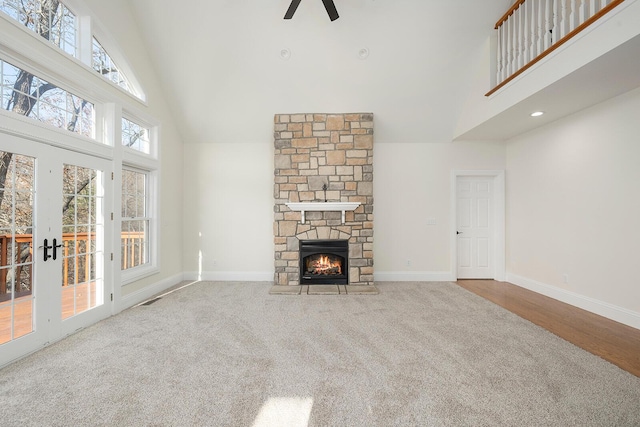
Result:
[307, 254, 342, 275]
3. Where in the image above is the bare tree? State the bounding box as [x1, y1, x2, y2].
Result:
[0, 1, 96, 292]
[0, 0, 61, 210]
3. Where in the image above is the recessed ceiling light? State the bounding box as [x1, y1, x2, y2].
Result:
[530, 111, 544, 117]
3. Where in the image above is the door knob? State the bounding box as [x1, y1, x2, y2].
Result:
[456, 231, 463, 235]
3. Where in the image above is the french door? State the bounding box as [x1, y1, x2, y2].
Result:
[0, 135, 112, 366]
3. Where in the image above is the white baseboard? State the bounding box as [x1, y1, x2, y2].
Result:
[188, 271, 458, 283]
[183, 271, 274, 282]
[506, 273, 640, 330]
[118, 272, 185, 313]
[374, 271, 456, 282]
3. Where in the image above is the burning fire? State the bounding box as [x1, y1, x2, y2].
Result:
[307, 254, 342, 275]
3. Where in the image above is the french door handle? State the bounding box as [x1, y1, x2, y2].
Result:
[457, 231, 463, 235]
[42, 238, 53, 261]
[52, 238, 63, 260]
[40, 238, 63, 261]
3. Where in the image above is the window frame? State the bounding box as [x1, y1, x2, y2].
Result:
[121, 112, 159, 160]
[0, 0, 78, 58]
[119, 164, 159, 285]
[89, 23, 145, 101]
[0, 47, 110, 159]
[119, 110, 159, 285]
[121, 116, 151, 156]
[0, 3, 161, 292]
[92, 36, 133, 95]
[0, 56, 96, 140]
[0, 0, 146, 102]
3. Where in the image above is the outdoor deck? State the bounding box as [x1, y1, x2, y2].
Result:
[0, 283, 97, 345]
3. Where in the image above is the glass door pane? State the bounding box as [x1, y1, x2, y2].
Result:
[61, 163, 104, 320]
[0, 151, 35, 345]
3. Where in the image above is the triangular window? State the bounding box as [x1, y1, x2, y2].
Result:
[92, 37, 132, 93]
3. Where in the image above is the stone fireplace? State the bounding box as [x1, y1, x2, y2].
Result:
[273, 113, 374, 286]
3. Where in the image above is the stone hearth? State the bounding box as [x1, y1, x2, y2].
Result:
[273, 113, 374, 286]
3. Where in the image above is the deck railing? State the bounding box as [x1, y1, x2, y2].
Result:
[489, 0, 625, 96]
[0, 234, 33, 296]
[0, 231, 145, 296]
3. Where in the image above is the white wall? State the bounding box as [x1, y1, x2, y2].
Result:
[182, 143, 274, 281]
[181, 140, 506, 282]
[374, 142, 505, 279]
[82, 0, 186, 297]
[506, 87, 640, 328]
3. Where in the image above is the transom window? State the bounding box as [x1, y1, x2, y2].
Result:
[121, 117, 150, 154]
[1, 1, 141, 99]
[0, 58, 94, 138]
[0, 0, 77, 57]
[92, 38, 131, 93]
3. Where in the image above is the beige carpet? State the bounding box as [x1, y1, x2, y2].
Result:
[1, 281, 639, 426]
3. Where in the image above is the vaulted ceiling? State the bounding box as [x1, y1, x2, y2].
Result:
[128, 0, 513, 144]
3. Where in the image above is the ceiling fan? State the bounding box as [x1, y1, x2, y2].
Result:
[284, 0, 339, 21]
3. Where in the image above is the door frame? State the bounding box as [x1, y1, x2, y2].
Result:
[450, 170, 505, 281]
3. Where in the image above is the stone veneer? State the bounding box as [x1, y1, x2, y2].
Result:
[274, 113, 374, 286]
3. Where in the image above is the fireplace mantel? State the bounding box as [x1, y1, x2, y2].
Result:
[286, 202, 361, 224]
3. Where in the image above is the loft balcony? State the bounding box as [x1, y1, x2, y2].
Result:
[454, 0, 640, 141]
[491, 0, 625, 92]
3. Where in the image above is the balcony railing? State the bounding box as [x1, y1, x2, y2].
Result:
[488, 0, 625, 96]
[0, 231, 145, 298]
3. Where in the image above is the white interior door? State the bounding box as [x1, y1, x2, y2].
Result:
[0, 136, 112, 366]
[456, 176, 494, 279]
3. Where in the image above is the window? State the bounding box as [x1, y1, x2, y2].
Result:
[1, 1, 143, 100]
[121, 168, 150, 272]
[1, 0, 157, 291]
[0, 58, 94, 138]
[92, 37, 132, 93]
[120, 113, 158, 282]
[121, 117, 150, 154]
[0, 0, 77, 57]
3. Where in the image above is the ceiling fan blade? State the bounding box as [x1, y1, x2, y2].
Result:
[321, 0, 339, 21]
[284, 0, 302, 19]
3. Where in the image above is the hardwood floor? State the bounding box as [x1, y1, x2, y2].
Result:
[456, 280, 640, 378]
[1, 284, 97, 345]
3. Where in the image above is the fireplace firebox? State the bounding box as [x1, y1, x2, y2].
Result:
[299, 240, 348, 285]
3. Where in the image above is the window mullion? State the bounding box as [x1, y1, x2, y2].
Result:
[76, 15, 92, 67]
